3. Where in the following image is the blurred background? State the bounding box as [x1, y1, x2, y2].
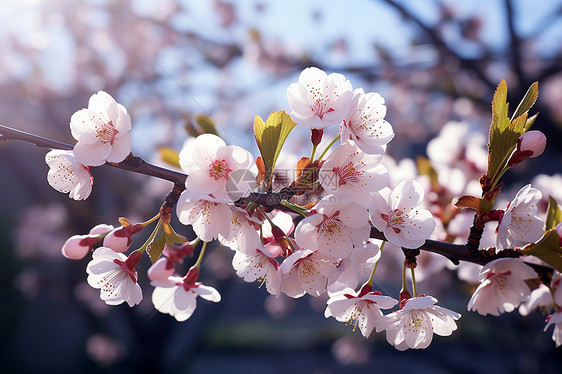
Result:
[1, 0, 562, 373]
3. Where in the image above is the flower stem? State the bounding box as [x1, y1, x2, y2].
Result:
[280, 200, 309, 216]
[194, 241, 208, 269]
[137, 220, 162, 253]
[367, 240, 385, 287]
[140, 212, 161, 227]
[310, 143, 318, 162]
[316, 134, 340, 161]
[410, 267, 418, 297]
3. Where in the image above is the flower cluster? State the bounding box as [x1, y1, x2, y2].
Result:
[46, 91, 132, 200]
[49, 68, 562, 350]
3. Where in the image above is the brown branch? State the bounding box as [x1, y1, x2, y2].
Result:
[1, 123, 554, 275]
[380, 0, 496, 90]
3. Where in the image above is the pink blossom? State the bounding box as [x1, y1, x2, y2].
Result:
[61, 223, 114, 260]
[319, 142, 389, 201]
[279, 249, 336, 298]
[102, 224, 142, 253]
[519, 284, 554, 316]
[218, 206, 262, 252]
[45, 150, 93, 200]
[295, 195, 371, 259]
[176, 192, 232, 242]
[287, 67, 353, 129]
[340, 88, 394, 154]
[467, 258, 537, 316]
[151, 267, 221, 322]
[261, 211, 295, 257]
[379, 295, 461, 350]
[70, 91, 131, 167]
[496, 184, 544, 251]
[508, 130, 547, 166]
[370, 180, 436, 249]
[325, 284, 398, 338]
[232, 247, 281, 295]
[179, 134, 253, 202]
[86, 248, 143, 307]
[328, 240, 381, 293]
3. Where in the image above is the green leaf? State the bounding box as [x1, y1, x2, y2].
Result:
[254, 111, 297, 184]
[195, 114, 219, 136]
[145, 220, 187, 263]
[487, 80, 529, 183]
[522, 229, 562, 272]
[416, 156, 439, 191]
[511, 81, 539, 121]
[546, 196, 562, 230]
[156, 146, 180, 168]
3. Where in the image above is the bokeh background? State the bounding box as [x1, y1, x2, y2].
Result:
[1, 0, 562, 373]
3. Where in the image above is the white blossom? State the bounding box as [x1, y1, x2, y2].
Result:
[279, 249, 336, 298]
[496, 184, 544, 251]
[319, 142, 388, 201]
[86, 247, 142, 307]
[340, 88, 394, 154]
[287, 67, 353, 129]
[295, 194, 371, 259]
[70, 91, 131, 167]
[467, 258, 537, 316]
[232, 247, 281, 295]
[370, 180, 436, 249]
[45, 150, 93, 200]
[325, 285, 398, 338]
[176, 192, 232, 242]
[379, 295, 461, 351]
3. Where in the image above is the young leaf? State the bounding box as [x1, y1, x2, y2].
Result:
[145, 220, 187, 263]
[486, 81, 531, 185]
[195, 114, 219, 136]
[522, 229, 562, 272]
[546, 196, 562, 230]
[156, 146, 181, 168]
[511, 82, 539, 121]
[254, 111, 297, 184]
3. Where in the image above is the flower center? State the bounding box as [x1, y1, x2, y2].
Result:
[310, 84, 335, 119]
[208, 159, 232, 180]
[382, 209, 405, 233]
[319, 212, 343, 235]
[333, 161, 362, 187]
[95, 120, 119, 144]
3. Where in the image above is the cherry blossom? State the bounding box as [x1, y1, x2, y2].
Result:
[370, 180, 436, 249]
[45, 150, 93, 200]
[508, 130, 547, 167]
[70, 91, 131, 167]
[179, 133, 253, 202]
[328, 240, 381, 293]
[379, 295, 461, 351]
[218, 206, 262, 252]
[287, 67, 353, 129]
[86, 247, 143, 307]
[295, 194, 371, 259]
[519, 283, 553, 316]
[467, 258, 537, 316]
[544, 309, 562, 347]
[279, 249, 336, 298]
[319, 142, 389, 201]
[496, 184, 544, 251]
[61, 223, 114, 259]
[261, 211, 295, 257]
[232, 247, 281, 295]
[340, 88, 394, 154]
[150, 267, 221, 322]
[176, 192, 232, 242]
[325, 284, 398, 338]
[102, 224, 142, 253]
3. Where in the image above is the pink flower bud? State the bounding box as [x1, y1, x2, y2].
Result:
[103, 227, 132, 253]
[148, 258, 174, 282]
[61, 235, 91, 260]
[518, 130, 546, 158]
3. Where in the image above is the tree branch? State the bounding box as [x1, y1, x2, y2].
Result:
[1, 123, 553, 275]
[380, 0, 496, 90]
